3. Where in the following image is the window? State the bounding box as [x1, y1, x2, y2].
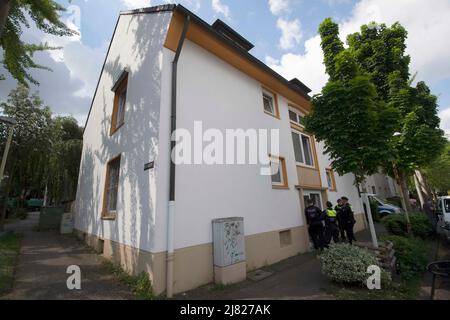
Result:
[262, 88, 279, 118]
[110, 72, 128, 135]
[288, 107, 304, 126]
[270, 155, 288, 189]
[372, 186, 376, 194]
[326, 168, 337, 191]
[303, 191, 322, 210]
[279, 230, 292, 247]
[102, 155, 121, 219]
[291, 130, 314, 167]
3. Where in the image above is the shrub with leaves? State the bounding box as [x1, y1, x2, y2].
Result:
[382, 235, 429, 280]
[382, 213, 433, 239]
[319, 243, 391, 286]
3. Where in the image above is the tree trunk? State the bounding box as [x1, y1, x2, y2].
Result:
[356, 177, 378, 248]
[414, 172, 425, 209]
[0, 0, 11, 38]
[392, 163, 412, 233]
[415, 169, 432, 200]
[0, 174, 12, 231]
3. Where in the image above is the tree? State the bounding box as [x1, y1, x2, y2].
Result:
[314, 19, 446, 220]
[0, 0, 76, 86]
[0, 85, 82, 204]
[422, 142, 450, 195]
[304, 18, 399, 185]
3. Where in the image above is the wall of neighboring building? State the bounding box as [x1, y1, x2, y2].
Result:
[74, 12, 173, 257]
[364, 172, 401, 199]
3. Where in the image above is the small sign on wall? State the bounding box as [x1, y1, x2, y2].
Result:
[144, 161, 154, 171]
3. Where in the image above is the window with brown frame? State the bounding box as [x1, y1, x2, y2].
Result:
[270, 155, 288, 189]
[110, 72, 128, 135]
[262, 88, 280, 118]
[325, 168, 337, 191]
[102, 155, 121, 219]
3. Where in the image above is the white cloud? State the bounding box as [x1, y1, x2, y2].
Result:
[277, 18, 301, 50]
[0, 6, 106, 127]
[266, 35, 327, 93]
[121, 0, 152, 9]
[269, 0, 290, 15]
[267, 0, 450, 94]
[163, 0, 201, 12]
[439, 108, 450, 138]
[211, 0, 230, 18]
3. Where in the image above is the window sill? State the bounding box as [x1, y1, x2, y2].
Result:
[296, 163, 316, 170]
[101, 213, 116, 221]
[110, 122, 124, 136]
[264, 111, 280, 120]
[272, 185, 289, 190]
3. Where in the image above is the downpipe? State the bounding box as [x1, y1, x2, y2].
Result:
[166, 14, 190, 299]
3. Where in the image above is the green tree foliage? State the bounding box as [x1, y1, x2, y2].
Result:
[0, 85, 82, 203]
[0, 0, 76, 86]
[304, 18, 399, 183]
[423, 142, 450, 193]
[306, 18, 446, 203]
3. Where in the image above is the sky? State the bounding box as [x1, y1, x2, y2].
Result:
[1, 0, 449, 136]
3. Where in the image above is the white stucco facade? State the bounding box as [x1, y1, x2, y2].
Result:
[74, 11, 173, 253]
[74, 7, 369, 294]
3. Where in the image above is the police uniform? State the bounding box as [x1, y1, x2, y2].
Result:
[305, 205, 325, 250]
[340, 203, 357, 244]
[335, 204, 346, 241]
[324, 207, 340, 244]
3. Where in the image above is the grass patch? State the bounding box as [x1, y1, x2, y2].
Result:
[0, 232, 22, 296]
[100, 258, 156, 300]
[329, 277, 422, 300]
[209, 282, 237, 292]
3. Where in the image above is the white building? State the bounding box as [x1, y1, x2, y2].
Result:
[74, 4, 368, 296]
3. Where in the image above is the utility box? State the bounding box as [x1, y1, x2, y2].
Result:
[39, 206, 64, 230]
[212, 217, 246, 285]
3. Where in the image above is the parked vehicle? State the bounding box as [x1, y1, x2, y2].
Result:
[27, 198, 44, 211]
[437, 196, 450, 237]
[367, 194, 402, 217]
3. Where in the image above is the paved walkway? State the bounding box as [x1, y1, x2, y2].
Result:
[178, 223, 386, 300]
[1, 212, 133, 300]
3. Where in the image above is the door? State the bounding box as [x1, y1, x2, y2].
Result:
[303, 190, 323, 210]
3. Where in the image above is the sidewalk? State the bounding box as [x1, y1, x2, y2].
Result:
[1, 212, 133, 300]
[177, 224, 385, 300]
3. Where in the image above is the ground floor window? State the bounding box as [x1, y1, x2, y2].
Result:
[102, 155, 121, 218]
[270, 155, 288, 189]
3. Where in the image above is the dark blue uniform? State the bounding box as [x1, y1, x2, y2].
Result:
[305, 205, 325, 250]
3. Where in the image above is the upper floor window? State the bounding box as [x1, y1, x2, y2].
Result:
[288, 107, 304, 127]
[262, 88, 279, 118]
[291, 130, 314, 167]
[270, 155, 288, 189]
[110, 71, 128, 135]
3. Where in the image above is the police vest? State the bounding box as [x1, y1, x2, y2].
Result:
[326, 209, 337, 217]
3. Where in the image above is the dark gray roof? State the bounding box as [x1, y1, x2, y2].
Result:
[211, 19, 254, 51]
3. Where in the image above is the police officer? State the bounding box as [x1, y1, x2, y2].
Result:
[324, 201, 340, 245]
[340, 196, 357, 244]
[335, 198, 346, 242]
[305, 199, 325, 250]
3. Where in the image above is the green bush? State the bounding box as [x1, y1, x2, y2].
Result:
[319, 243, 391, 287]
[133, 272, 154, 300]
[382, 235, 429, 280]
[382, 213, 433, 239]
